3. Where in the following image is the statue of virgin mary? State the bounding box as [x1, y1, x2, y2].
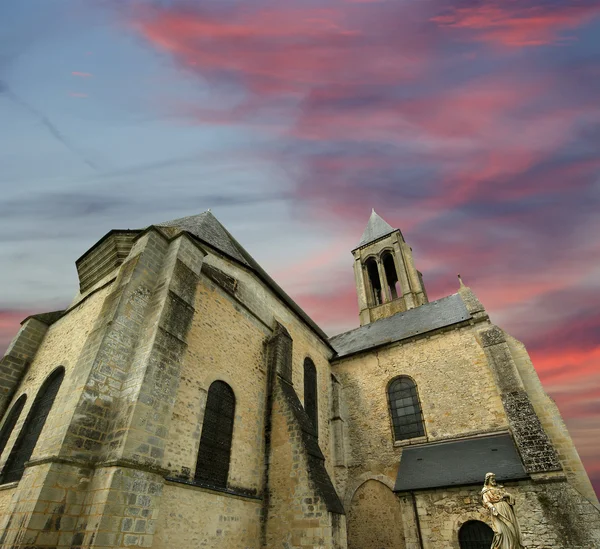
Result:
[481, 472, 524, 549]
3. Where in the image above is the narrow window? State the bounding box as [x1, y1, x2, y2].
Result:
[195, 381, 235, 488]
[458, 520, 494, 549]
[382, 252, 400, 300]
[0, 395, 27, 460]
[1, 368, 64, 484]
[303, 358, 318, 435]
[365, 258, 382, 305]
[388, 376, 425, 441]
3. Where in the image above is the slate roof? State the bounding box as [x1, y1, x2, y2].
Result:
[354, 209, 396, 249]
[158, 211, 250, 266]
[329, 293, 471, 358]
[394, 433, 528, 492]
[21, 310, 66, 327]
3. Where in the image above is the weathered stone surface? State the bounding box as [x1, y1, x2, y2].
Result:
[347, 479, 405, 549]
[502, 391, 562, 473]
[0, 210, 597, 549]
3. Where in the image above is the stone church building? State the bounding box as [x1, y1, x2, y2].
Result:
[0, 209, 598, 549]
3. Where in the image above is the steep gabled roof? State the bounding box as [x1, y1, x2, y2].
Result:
[329, 293, 471, 358]
[157, 211, 332, 348]
[157, 211, 250, 266]
[354, 209, 396, 249]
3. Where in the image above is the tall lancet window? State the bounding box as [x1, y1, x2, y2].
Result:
[382, 252, 400, 300]
[195, 381, 236, 488]
[388, 376, 425, 441]
[303, 358, 318, 435]
[365, 258, 382, 305]
[0, 395, 27, 461]
[1, 368, 64, 484]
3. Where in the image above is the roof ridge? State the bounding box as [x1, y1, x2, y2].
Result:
[156, 210, 333, 348]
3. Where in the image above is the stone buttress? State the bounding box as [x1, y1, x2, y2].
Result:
[262, 324, 346, 549]
[0, 227, 206, 548]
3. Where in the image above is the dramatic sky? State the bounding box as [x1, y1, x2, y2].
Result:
[1, 0, 599, 495]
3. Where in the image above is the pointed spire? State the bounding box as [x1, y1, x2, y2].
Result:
[355, 209, 396, 249]
[458, 273, 466, 288]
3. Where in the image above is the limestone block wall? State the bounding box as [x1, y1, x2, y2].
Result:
[197, 251, 336, 474]
[0, 283, 112, 472]
[479, 326, 561, 475]
[262, 325, 346, 549]
[0, 317, 49, 416]
[332, 323, 508, 496]
[152, 482, 261, 549]
[264, 377, 346, 549]
[505, 334, 599, 506]
[409, 478, 600, 549]
[346, 479, 405, 549]
[163, 272, 269, 492]
[0, 485, 15, 516]
[0, 228, 209, 548]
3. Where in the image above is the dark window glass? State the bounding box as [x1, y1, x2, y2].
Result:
[382, 252, 400, 299]
[0, 395, 27, 460]
[365, 258, 382, 305]
[1, 368, 64, 484]
[388, 377, 425, 441]
[303, 358, 318, 435]
[459, 520, 494, 549]
[195, 381, 235, 488]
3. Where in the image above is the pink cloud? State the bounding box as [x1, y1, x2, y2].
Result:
[71, 71, 93, 77]
[432, 2, 600, 47]
[131, 3, 433, 103]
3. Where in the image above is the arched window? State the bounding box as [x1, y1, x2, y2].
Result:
[195, 381, 235, 488]
[382, 252, 400, 300]
[0, 368, 64, 484]
[388, 376, 425, 441]
[303, 358, 318, 435]
[365, 258, 382, 305]
[458, 520, 494, 549]
[0, 395, 27, 460]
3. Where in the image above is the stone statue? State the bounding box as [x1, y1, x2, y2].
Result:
[481, 472, 524, 549]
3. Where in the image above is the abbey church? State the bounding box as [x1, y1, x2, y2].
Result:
[0, 209, 598, 549]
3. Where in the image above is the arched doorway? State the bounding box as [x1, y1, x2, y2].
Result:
[347, 480, 405, 549]
[458, 520, 494, 549]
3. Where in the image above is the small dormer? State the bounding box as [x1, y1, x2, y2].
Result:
[352, 210, 428, 325]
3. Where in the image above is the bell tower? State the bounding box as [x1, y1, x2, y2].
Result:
[352, 209, 428, 325]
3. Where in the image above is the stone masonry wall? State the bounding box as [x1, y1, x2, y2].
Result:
[0, 317, 49, 417]
[505, 334, 599, 507]
[0, 293, 106, 483]
[152, 482, 261, 549]
[0, 285, 112, 470]
[479, 326, 561, 474]
[332, 323, 508, 500]
[263, 325, 346, 549]
[198, 252, 337, 477]
[346, 479, 405, 549]
[411, 478, 600, 549]
[0, 229, 209, 548]
[265, 379, 346, 549]
[162, 271, 269, 492]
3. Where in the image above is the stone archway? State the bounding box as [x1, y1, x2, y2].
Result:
[347, 479, 406, 549]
